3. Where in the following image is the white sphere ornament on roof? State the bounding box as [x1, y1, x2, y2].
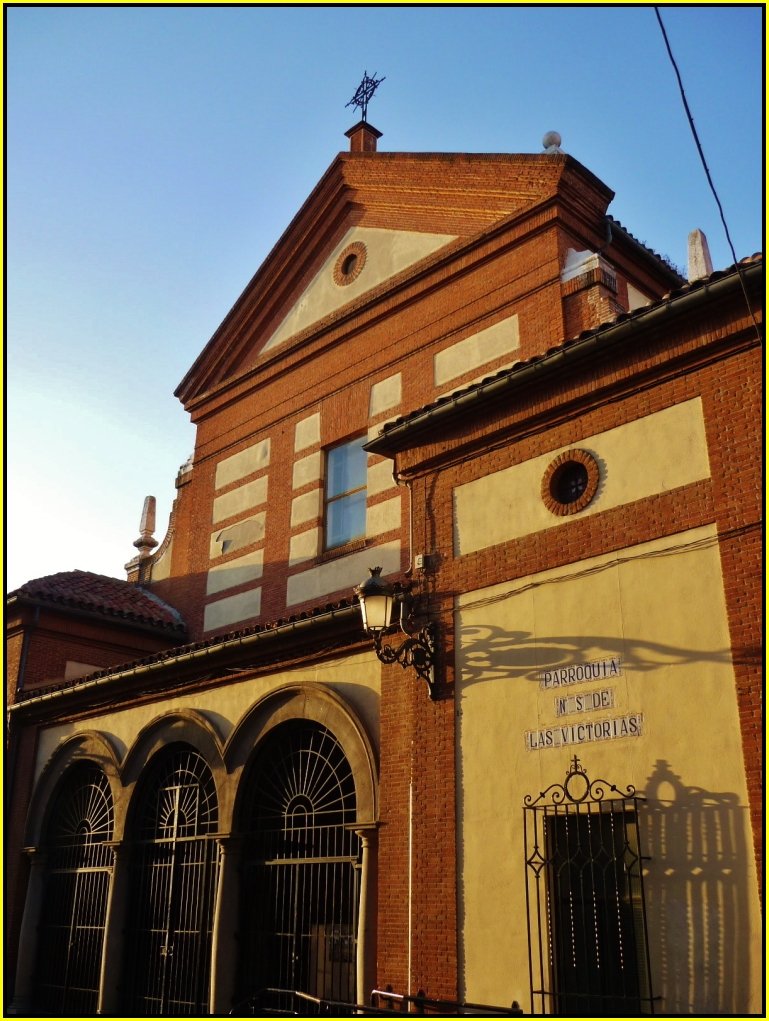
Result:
[542, 131, 564, 154]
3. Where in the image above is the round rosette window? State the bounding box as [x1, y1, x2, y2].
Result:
[541, 449, 600, 516]
[333, 242, 367, 286]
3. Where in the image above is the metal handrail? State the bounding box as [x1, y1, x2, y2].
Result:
[371, 988, 523, 1016]
[229, 987, 524, 1016]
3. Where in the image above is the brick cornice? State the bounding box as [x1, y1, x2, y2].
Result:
[399, 324, 760, 481]
[371, 267, 762, 473]
[176, 154, 614, 412]
[182, 191, 602, 426]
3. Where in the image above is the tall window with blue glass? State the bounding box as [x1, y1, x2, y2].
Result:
[325, 437, 367, 550]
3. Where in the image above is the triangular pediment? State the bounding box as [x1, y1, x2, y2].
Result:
[262, 225, 456, 353]
[177, 150, 612, 406]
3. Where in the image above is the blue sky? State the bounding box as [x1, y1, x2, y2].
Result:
[7, 5, 763, 592]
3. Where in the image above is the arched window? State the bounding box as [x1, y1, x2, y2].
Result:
[121, 744, 219, 1015]
[237, 721, 361, 1005]
[34, 763, 114, 1015]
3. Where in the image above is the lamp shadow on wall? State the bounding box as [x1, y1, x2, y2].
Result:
[454, 624, 753, 689]
[639, 759, 751, 1016]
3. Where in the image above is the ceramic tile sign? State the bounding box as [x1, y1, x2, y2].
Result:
[525, 713, 643, 751]
[539, 656, 622, 689]
[555, 688, 615, 717]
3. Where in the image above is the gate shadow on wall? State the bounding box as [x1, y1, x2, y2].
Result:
[639, 760, 751, 1016]
[453, 626, 754, 1014]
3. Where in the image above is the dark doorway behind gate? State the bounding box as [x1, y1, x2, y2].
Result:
[524, 758, 654, 1016]
[121, 745, 220, 1015]
[237, 720, 361, 1006]
[34, 763, 114, 1015]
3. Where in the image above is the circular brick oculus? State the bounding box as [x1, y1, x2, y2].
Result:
[541, 449, 600, 516]
[333, 242, 367, 286]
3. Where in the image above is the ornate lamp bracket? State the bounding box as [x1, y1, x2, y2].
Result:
[372, 620, 438, 699]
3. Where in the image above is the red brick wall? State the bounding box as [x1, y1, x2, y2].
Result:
[155, 186, 674, 643]
[376, 621, 458, 999]
[6, 630, 24, 703]
[5, 722, 39, 995]
[701, 344, 763, 894]
[394, 310, 763, 890]
[8, 608, 184, 696]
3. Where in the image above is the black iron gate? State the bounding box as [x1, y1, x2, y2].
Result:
[237, 721, 361, 1007]
[34, 763, 114, 1016]
[122, 745, 220, 1015]
[524, 756, 654, 1016]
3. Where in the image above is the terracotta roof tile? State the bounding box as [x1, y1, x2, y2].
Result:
[9, 570, 186, 632]
[11, 585, 420, 704]
[606, 214, 685, 279]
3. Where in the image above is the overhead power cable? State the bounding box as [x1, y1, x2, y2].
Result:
[654, 7, 762, 342]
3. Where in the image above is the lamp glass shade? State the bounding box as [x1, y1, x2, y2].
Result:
[360, 591, 394, 633]
[355, 567, 396, 633]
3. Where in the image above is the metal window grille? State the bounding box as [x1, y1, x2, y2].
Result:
[34, 763, 114, 1016]
[237, 721, 361, 1008]
[122, 745, 220, 1016]
[524, 757, 654, 1016]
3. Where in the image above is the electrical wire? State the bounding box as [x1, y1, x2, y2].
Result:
[452, 520, 761, 618]
[654, 7, 762, 342]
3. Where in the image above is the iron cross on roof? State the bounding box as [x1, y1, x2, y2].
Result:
[346, 71, 385, 122]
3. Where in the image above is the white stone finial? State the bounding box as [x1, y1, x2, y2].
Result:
[139, 495, 156, 536]
[542, 131, 564, 154]
[687, 229, 714, 282]
[133, 495, 158, 555]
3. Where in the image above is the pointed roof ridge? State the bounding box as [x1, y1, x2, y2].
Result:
[175, 150, 614, 406]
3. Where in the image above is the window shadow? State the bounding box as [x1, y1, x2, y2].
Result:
[639, 760, 752, 1015]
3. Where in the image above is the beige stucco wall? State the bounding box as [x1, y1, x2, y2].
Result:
[370, 372, 402, 418]
[34, 650, 382, 783]
[209, 512, 266, 559]
[212, 475, 268, 525]
[206, 548, 264, 596]
[367, 459, 397, 497]
[264, 226, 456, 351]
[150, 538, 174, 582]
[293, 451, 322, 490]
[454, 398, 711, 555]
[215, 438, 270, 490]
[295, 412, 321, 452]
[455, 525, 761, 1014]
[289, 527, 320, 567]
[286, 538, 400, 607]
[433, 313, 519, 387]
[366, 494, 401, 537]
[203, 585, 262, 633]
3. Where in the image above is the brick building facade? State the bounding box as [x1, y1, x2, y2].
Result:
[6, 123, 763, 1015]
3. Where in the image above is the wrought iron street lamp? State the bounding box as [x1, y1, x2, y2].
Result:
[354, 567, 438, 699]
